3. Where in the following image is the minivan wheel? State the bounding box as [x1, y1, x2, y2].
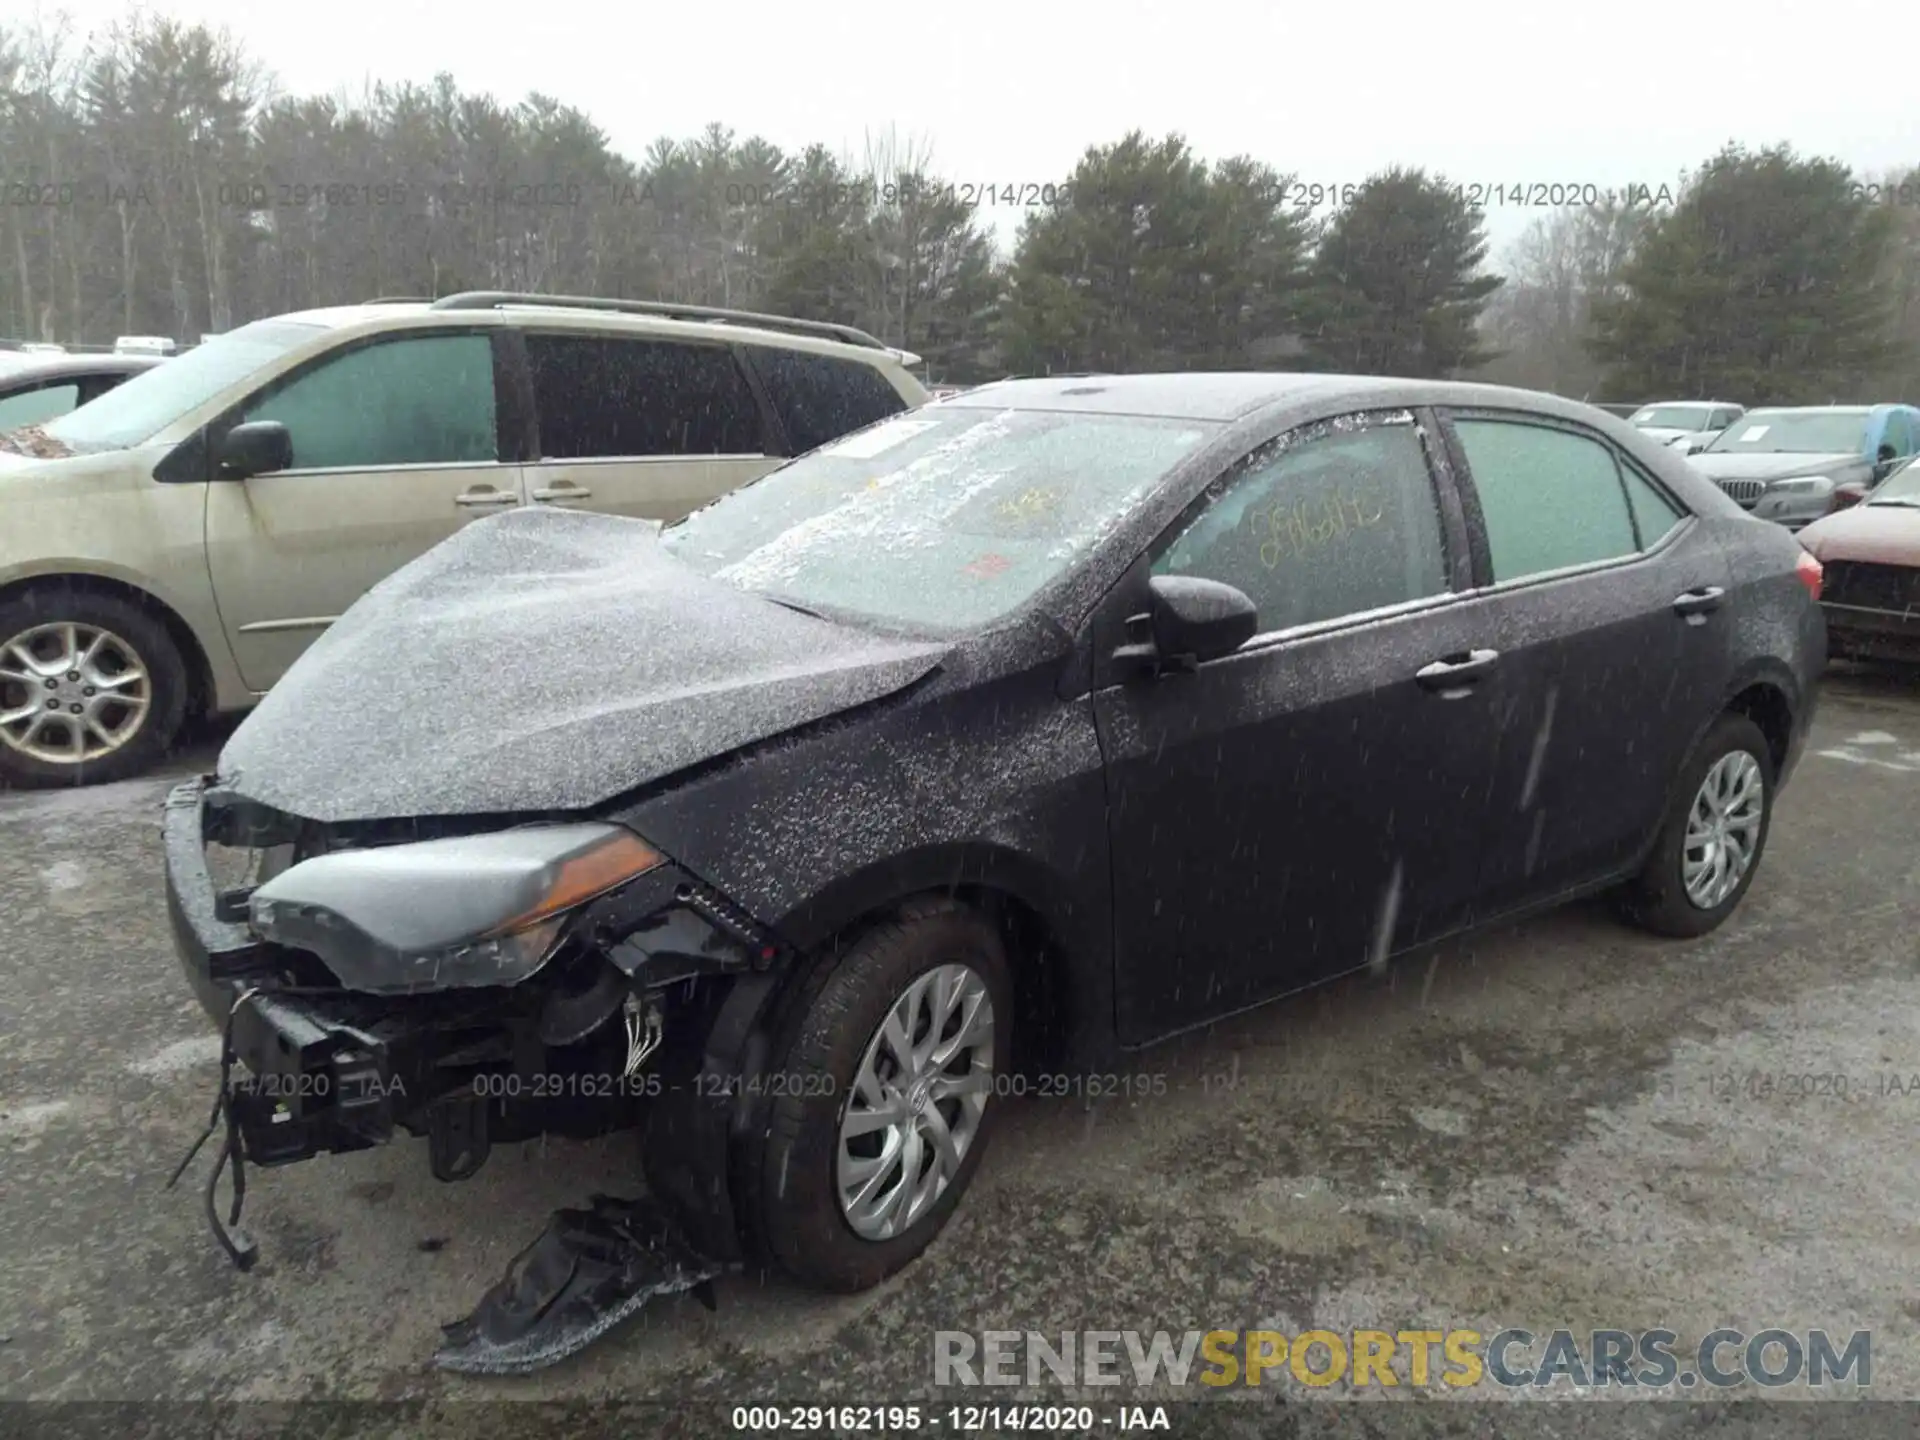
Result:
[750, 906, 1011, 1293]
[1616, 713, 1774, 938]
[0, 591, 189, 788]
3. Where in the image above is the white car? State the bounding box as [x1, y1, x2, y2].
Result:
[1628, 401, 1744, 454]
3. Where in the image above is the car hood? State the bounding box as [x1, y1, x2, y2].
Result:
[218, 507, 950, 823]
[1688, 451, 1862, 481]
[1798, 503, 1920, 566]
[1634, 426, 1693, 443]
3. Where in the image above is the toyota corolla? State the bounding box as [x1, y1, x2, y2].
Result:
[162, 374, 1824, 1372]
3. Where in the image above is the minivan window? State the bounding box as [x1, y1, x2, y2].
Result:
[0, 383, 81, 430]
[1455, 418, 1639, 581]
[754, 347, 909, 454]
[527, 335, 762, 458]
[238, 333, 497, 470]
[43, 319, 324, 453]
[665, 407, 1217, 630]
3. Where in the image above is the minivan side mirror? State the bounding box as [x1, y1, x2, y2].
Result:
[217, 420, 293, 478]
[1114, 575, 1259, 674]
[1831, 480, 1870, 511]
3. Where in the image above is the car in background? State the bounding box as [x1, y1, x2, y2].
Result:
[1628, 400, 1744, 454]
[1687, 404, 1920, 529]
[0, 292, 927, 788]
[1796, 454, 1920, 662]
[0, 351, 163, 431]
[114, 335, 179, 357]
[163, 373, 1822, 1369]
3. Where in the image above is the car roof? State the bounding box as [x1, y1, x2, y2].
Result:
[0, 352, 163, 383]
[1743, 405, 1873, 416]
[944, 372, 1638, 425]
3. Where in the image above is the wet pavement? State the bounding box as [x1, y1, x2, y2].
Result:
[2, 668, 1918, 1429]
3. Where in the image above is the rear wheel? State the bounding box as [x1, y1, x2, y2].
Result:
[750, 905, 1011, 1293]
[1616, 713, 1773, 938]
[0, 590, 189, 788]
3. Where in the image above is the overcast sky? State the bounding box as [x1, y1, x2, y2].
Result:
[34, 0, 1920, 258]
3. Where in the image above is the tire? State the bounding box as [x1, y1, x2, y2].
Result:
[1615, 713, 1775, 938]
[749, 904, 1012, 1293]
[0, 588, 190, 788]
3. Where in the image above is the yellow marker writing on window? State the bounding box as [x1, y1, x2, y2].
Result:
[1259, 487, 1386, 570]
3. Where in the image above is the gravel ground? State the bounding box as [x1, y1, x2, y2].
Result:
[2, 668, 1918, 1437]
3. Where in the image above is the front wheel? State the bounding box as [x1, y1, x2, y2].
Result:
[749, 906, 1011, 1293]
[0, 590, 190, 788]
[1616, 713, 1774, 938]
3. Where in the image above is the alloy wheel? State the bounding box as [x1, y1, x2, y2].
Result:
[1681, 750, 1764, 909]
[0, 621, 152, 766]
[836, 962, 995, 1241]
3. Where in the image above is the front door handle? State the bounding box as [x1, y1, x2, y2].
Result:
[1673, 585, 1725, 621]
[1415, 648, 1500, 697]
[454, 486, 520, 508]
[531, 482, 593, 502]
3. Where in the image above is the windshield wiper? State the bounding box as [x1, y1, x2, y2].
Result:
[1866, 497, 1920, 509]
[761, 594, 829, 620]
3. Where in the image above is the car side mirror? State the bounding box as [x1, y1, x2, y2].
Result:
[217, 420, 293, 478]
[1832, 480, 1870, 510]
[1114, 575, 1259, 674]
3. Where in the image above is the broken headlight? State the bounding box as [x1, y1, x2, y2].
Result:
[247, 824, 665, 994]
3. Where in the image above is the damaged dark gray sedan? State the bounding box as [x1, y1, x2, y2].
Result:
[163, 374, 1824, 1371]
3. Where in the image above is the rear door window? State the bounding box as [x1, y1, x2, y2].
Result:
[1453, 417, 1640, 582]
[527, 335, 762, 459]
[751, 347, 909, 454]
[1621, 463, 1684, 547]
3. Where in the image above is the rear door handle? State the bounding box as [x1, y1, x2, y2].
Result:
[531, 482, 593, 502]
[1673, 585, 1726, 621]
[454, 486, 519, 508]
[1415, 648, 1500, 696]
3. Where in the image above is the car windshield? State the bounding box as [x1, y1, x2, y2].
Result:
[1869, 457, 1920, 504]
[662, 407, 1219, 630]
[1702, 409, 1868, 455]
[1631, 405, 1713, 429]
[38, 318, 323, 452]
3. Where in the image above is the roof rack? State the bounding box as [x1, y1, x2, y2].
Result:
[364, 295, 434, 304]
[427, 291, 891, 352]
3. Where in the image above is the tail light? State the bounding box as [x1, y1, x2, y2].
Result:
[1794, 548, 1823, 601]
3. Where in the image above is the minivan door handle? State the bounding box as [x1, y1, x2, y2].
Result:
[1415, 649, 1500, 697]
[454, 486, 520, 508]
[1672, 585, 1726, 622]
[531, 481, 593, 502]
